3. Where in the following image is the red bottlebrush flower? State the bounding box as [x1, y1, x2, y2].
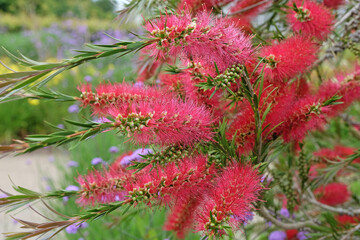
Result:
[123, 156, 215, 206]
[78, 83, 169, 115]
[316, 66, 360, 117]
[77, 156, 215, 206]
[323, 0, 344, 9]
[178, 0, 233, 12]
[260, 36, 318, 83]
[314, 145, 356, 160]
[286, 229, 299, 240]
[314, 182, 350, 206]
[336, 215, 360, 226]
[314, 145, 360, 164]
[164, 196, 200, 238]
[178, 0, 214, 11]
[308, 163, 327, 179]
[145, 11, 253, 72]
[225, 16, 253, 35]
[287, 0, 334, 40]
[108, 97, 214, 146]
[270, 96, 326, 142]
[230, 0, 270, 19]
[76, 164, 133, 205]
[227, 104, 256, 154]
[195, 163, 262, 235]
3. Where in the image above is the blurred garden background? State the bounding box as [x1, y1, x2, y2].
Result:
[0, 1, 196, 239]
[1, 0, 360, 239]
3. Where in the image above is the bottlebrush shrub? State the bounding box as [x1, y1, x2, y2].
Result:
[260, 36, 318, 83]
[287, 0, 334, 40]
[1, 1, 360, 240]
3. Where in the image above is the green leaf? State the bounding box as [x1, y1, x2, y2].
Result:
[31, 63, 64, 70]
[349, 181, 360, 197]
[0, 71, 40, 80]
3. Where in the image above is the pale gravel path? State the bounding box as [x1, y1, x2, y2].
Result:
[0, 149, 68, 239]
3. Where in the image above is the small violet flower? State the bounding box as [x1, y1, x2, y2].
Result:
[48, 156, 55, 163]
[66, 185, 80, 191]
[67, 160, 79, 168]
[120, 148, 153, 167]
[84, 75, 92, 82]
[65, 222, 88, 234]
[109, 146, 119, 153]
[297, 231, 310, 240]
[269, 231, 287, 240]
[91, 157, 104, 165]
[0, 193, 8, 198]
[63, 185, 80, 203]
[68, 104, 79, 113]
[279, 208, 290, 218]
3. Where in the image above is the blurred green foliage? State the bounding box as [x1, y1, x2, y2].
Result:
[0, 0, 115, 19]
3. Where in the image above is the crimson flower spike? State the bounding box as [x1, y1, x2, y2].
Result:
[287, 0, 334, 40]
[260, 36, 318, 83]
[77, 156, 216, 206]
[107, 97, 214, 146]
[144, 10, 253, 72]
[78, 83, 171, 115]
[195, 162, 262, 236]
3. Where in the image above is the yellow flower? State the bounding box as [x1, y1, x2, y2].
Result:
[28, 99, 40, 106]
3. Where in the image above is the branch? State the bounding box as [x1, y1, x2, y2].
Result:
[228, 0, 272, 15]
[340, 223, 360, 240]
[334, 2, 360, 29]
[258, 205, 317, 229]
[306, 189, 360, 216]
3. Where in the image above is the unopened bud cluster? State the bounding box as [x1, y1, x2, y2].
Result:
[114, 112, 152, 135]
[296, 150, 309, 188]
[214, 64, 244, 88]
[128, 182, 155, 204]
[294, 7, 312, 22]
[203, 208, 229, 234]
[150, 21, 198, 51]
[147, 145, 193, 165]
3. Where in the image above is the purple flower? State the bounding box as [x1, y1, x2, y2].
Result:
[91, 157, 103, 165]
[48, 156, 55, 163]
[67, 160, 79, 168]
[84, 75, 92, 82]
[0, 193, 8, 198]
[120, 155, 133, 167]
[57, 124, 65, 129]
[269, 231, 287, 240]
[132, 148, 153, 159]
[26, 159, 32, 165]
[65, 222, 88, 234]
[279, 208, 290, 218]
[45, 185, 52, 191]
[66, 185, 80, 191]
[297, 231, 310, 240]
[109, 146, 119, 153]
[105, 69, 114, 78]
[63, 185, 79, 203]
[134, 81, 144, 88]
[92, 117, 110, 123]
[68, 104, 79, 113]
[120, 148, 153, 167]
